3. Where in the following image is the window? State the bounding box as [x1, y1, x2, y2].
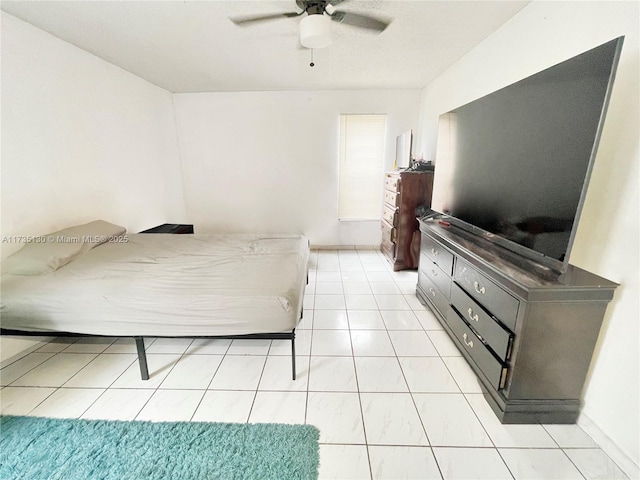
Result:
[338, 114, 387, 220]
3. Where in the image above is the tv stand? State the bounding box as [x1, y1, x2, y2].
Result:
[416, 218, 617, 423]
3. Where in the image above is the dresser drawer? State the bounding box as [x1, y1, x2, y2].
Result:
[418, 271, 450, 317]
[384, 174, 400, 192]
[384, 190, 399, 208]
[421, 235, 454, 276]
[381, 221, 397, 244]
[382, 205, 398, 227]
[454, 258, 519, 332]
[420, 255, 451, 298]
[444, 307, 508, 390]
[450, 282, 513, 361]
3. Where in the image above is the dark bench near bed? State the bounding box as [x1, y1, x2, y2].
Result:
[1, 220, 309, 380]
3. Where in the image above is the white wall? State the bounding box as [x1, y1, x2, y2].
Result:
[416, 1, 639, 474]
[0, 12, 188, 360]
[173, 90, 421, 246]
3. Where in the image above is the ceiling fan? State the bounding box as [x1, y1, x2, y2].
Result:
[230, 0, 391, 49]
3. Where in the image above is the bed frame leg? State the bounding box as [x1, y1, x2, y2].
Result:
[291, 330, 296, 381]
[135, 337, 150, 381]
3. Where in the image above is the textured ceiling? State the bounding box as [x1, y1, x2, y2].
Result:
[1, 1, 529, 93]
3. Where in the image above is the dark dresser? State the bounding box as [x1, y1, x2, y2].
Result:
[381, 171, 434, 270]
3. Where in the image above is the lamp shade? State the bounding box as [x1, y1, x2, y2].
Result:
[300, 14, 331, 49]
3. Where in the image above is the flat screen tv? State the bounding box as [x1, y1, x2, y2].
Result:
[430, 37, 623, 273]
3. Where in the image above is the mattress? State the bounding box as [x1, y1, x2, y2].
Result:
[0, 234, 309, 337]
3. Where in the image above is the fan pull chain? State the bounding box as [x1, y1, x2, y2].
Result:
[310, 49, 315, 67]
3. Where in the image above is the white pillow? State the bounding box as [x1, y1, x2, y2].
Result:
[1, 220, 126, 276]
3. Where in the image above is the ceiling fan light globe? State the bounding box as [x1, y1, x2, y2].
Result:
[300, 14, 332, 49]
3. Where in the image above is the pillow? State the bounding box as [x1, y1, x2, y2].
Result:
[1, 220, 126, 276]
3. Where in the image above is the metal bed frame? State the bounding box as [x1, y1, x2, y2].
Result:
[1, 328, 298, 380]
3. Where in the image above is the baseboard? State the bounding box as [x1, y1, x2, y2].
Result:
[310, 245, 379, 250]
[578, 412, 640, 479]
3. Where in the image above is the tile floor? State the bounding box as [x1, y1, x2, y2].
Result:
[0, 249, 629, 480]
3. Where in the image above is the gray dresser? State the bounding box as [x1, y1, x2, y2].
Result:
[416, 218, 617, 424]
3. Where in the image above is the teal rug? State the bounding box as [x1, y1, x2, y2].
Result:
[0, 416, 320, 480]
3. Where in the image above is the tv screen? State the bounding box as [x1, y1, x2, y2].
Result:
[431, 37, 623, 271]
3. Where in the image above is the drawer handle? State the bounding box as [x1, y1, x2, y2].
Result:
[431, 270, 438, 277]
[428, 288, 437, 297]
[431, 248, 439, 256]
[467, 308, 479, 322]
[463, 333, 474, 348]
[473, 281, 486, 295]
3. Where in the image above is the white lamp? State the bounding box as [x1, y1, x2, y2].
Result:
[300, 14, 331, 49]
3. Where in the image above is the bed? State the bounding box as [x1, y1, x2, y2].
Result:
[1, 221, 309, 380]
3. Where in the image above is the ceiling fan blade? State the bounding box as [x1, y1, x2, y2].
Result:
[331, 11, 390, 32]
[230, 11, 302, 26]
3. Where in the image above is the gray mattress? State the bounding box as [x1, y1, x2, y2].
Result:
[1, 234, 309, 337]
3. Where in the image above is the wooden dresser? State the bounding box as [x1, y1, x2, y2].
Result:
[416, 218, 617, 423]
[381, 171, 434, 270]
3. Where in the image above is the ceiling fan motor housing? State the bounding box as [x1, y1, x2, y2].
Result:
[300, 14, 332, 49]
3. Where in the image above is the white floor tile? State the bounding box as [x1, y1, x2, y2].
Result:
[415, 310, 444, 330]
[345, 294, 379, 310]
[315, 282, 344, 294]
[360, 393, 428, 446]
[258, 355, 308, 391]
[399, 357, 460, 393]
[0, 386, 55, 415]
[564, 448, 628, 480]
[433, 447, 513, 480]
[110, 354, 181, 389]
[318, 444, 371, 480]
[11, 353, 98, 387]
[308, 356, 358, 392]
[61, 337, 116, 354]
[36, 338, 77, 353]
[427, 331, 463, 357]
[366, 272, 395, 283]
[341, 271, 368, 283]
[63, 354, 137, 388]
[354, 357, 408, 392]
[389, 331, 439, 356]
[397, 281, 419, 295]
[347, 310, 386, 330]
[351, 330, 396, 356]
[380, 310, 423, 330]
[248, 391, 306, 424]
[343, 282, 373, 295]
[297, 310, 314, 330]
[185, 338, 231, 355]
[159, 354, 223, 389]
[81, 388, 153, 420]
[306, 392, 366, 444]
[102, 338, 140, 354]
[315, 294, 347, 310]
[542, 424, 599, 448]
[405, 294, 429, 311]
[369, 282, 402, 295]
[369, 446, 442, 480]
[227, 339, 271, 355]
[145, 337, 193, 354]
[311, 330, 353, 356]
[30, 388, 105, 419]
[466, 394, 557, 448]
[314, 310, 349, 329]
[136, 389, 204, 422]
[413, 393, 493, 447]
[442, 357, 483, 393]
[498, 448, 584, 479]
[374, 294, 412, 310]
[192, 390, 255, 423]
[208, 355, 266, 390]
[315, 271, 342, 283]
[0, 352, 56, 386]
